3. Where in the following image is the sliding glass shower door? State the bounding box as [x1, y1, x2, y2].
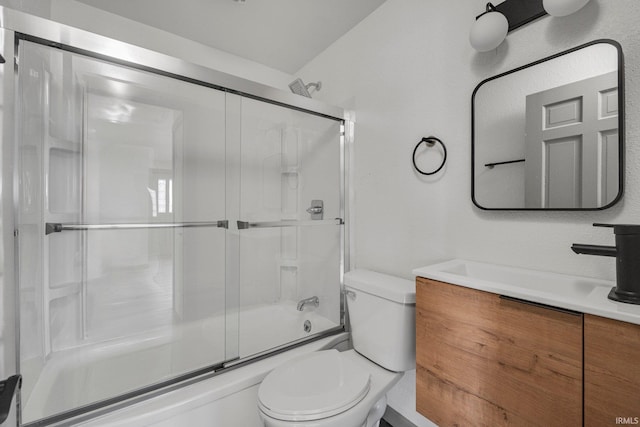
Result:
[17, 40, 233, 423]
[16, 37, 345, 425]
[236, 98, 343, 358]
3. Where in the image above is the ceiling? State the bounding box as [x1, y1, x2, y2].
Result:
[75, 0, 387, 74]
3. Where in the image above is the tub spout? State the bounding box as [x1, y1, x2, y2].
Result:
[297, 296, 319, 311]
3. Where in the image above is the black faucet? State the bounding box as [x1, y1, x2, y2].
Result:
[572, 223, 640, 305]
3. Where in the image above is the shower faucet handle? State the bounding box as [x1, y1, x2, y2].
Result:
[306, 200, 324, 220]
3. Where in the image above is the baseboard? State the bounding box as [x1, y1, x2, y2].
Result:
[383, 406, 418, 427]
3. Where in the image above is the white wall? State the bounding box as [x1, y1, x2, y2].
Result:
[299, 0, 640, 301]
[296, 0, 640, 425]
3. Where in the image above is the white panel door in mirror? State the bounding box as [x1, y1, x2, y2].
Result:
[524, 72, 618, 208]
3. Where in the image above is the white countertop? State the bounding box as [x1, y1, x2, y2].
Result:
[413, 259, 640, 326]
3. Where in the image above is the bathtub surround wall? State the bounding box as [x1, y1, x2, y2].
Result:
[296, 0, 640, 425]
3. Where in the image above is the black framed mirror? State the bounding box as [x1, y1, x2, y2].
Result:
[472, 39, 624, 210]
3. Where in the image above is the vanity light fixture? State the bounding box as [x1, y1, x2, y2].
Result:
[470, 0, 591, 52]
[469, 3, 509, 52]
[543, 0, 590, 16]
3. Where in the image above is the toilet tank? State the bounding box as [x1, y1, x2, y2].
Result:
[343, 269, 416, 372]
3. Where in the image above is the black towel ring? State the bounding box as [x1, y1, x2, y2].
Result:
[412, 136, 447, 176]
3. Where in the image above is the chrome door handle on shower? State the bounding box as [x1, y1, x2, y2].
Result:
[236, 218, 343, 229]
[44, 220, 229, 235]
[306, 207, 323, 214]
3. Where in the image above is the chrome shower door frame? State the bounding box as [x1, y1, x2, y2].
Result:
[0, 22, 19, 427]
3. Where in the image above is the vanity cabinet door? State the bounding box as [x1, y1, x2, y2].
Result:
[416, 277, 583, 427]
[584, 314, 640, 426]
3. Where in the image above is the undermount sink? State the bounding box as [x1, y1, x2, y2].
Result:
[437, 259, 606, 297]
[414, 259, 613, 304]
[413, 259, 640, 326]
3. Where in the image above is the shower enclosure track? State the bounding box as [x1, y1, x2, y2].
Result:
[44, 220, 229, 235]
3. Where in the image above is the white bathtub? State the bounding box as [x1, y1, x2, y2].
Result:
[22, 302, 340, 424]
[77, 333, 350, 427]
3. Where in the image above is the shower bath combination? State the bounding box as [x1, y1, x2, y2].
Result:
[0, 8, 352, 426]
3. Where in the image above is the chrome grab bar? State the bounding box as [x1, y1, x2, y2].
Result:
[236, 218, 343, 230]
[45, 220, 229, 235]
[45, 218, 343, 234]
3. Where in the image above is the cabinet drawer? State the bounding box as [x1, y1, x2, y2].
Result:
[584, 314, 640, 426]
[416, 277, 582, 427]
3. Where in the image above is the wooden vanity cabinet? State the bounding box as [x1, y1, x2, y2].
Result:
[416, 277, 583, 427]
[584, 314, 640, 426]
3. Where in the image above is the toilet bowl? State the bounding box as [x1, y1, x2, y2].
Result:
[258, 269, 416, 427]
[258, 349, 400, 427]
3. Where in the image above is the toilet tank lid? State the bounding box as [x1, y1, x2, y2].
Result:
[344, 269, 415, 304]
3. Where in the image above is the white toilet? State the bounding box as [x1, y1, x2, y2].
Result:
[257, 269, 416, 427]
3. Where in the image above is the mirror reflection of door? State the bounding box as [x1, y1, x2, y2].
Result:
[524, 72, 619, 208]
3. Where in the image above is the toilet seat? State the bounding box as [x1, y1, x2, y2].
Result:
[257, 349, 371, 422]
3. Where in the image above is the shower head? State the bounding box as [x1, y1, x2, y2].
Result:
[288, 78, 322, 98]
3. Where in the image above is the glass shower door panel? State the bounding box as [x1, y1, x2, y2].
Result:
[237, 98, 342, 358]
[17, 41, 232, 422]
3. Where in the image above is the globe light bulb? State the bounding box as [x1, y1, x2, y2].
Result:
[469, 10, 509, 52]
[543, 0, 590, 17]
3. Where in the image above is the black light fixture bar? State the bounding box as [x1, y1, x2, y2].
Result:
[481, 0, 548, 32]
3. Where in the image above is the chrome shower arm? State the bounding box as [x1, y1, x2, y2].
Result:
[305, 81, 322, 92]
